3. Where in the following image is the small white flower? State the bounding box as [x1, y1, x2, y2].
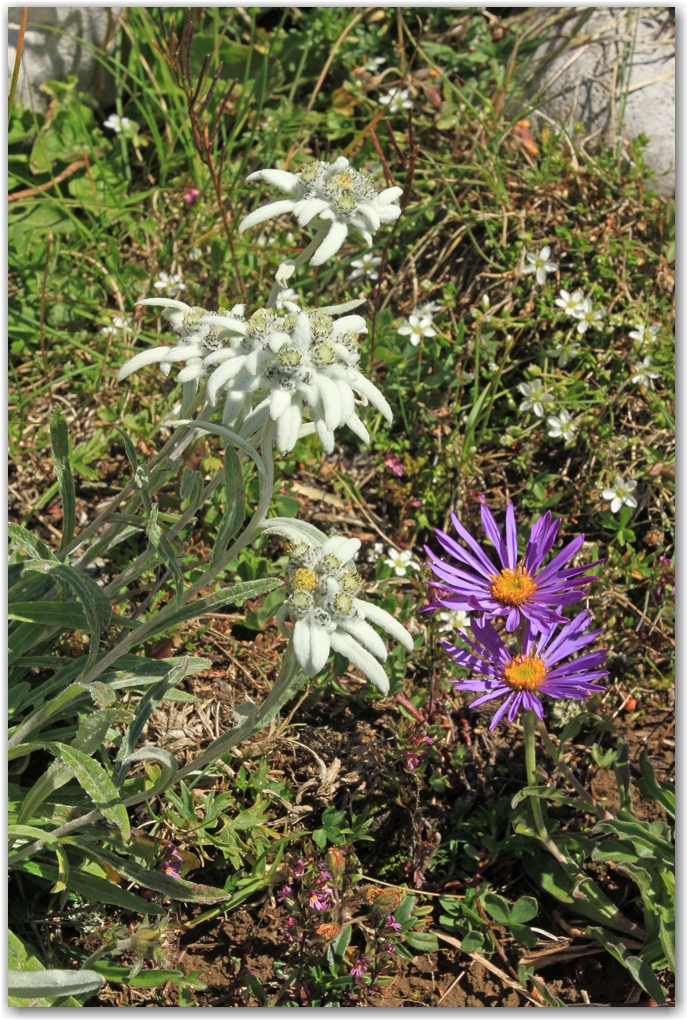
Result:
[417, 300, 443, 319]
[437, 609, 470, 635]
[547, 410, 577, 441]
[153, 272, 186, 298]
[367, 540, 385, 563]
[546, 339, 580, 368]
[275, 288, 300, 311]
[631, 356, 660, 388]
[384, 547, 419, 576]
[188, 247, 203, 262]
[555, 289, 585, 315]
[629, 322, 660, 345]
[397, 314, 436, 347]
[378, 88, 413, 115]
[522, 246, 558, 286]
[256, 232, 276, 246]
[239, 156, 402, 267]
[278, 536, 413, 694]
[103, 113, 138, 138]
[367, 56, 386, 70]
[572, 298, 604, 334]
[602, 475, 638, 514]
[350, 254, 382, 281]
[518, 379, 555, 417]
[102, 314, 133, 337]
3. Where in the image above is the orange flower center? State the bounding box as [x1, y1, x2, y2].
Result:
[490, 566, 537, 605]
[293, 568, 317, 592]
[503, 654, 547, 691]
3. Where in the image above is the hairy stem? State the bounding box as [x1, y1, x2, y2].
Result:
[522, 710, 568, 864]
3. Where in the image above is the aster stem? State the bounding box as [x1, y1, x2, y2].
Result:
[535, 718, 615, 821]
[522, 710, 568, 865]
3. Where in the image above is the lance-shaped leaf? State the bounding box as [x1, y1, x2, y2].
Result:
[147, 505, 184, 606]
[12, 858, 165, 914]
[257, 517, 327, 547]
[212, 444, 247, 566]
[9, 968, 105, 1000]
[9, 601, 88, 629]
[120, 746, 179, 806]
[115, 658, 193, 780]
[8, 522, 58, 564]
[49, 404, 77, 551]
[136, 578, 282, 643]
[50, 742, 131, 842]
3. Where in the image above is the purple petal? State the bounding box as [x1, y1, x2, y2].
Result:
[507, 692, 525, 722]
[505, 606, 521, 631]
[505, 503, 518, 569]
[480, 503, 509, 569]
[489, 695, 514, 730]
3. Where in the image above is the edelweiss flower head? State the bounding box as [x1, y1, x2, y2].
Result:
[518, 379, 554, 417]
[602, 475, 638, 514]
[201, 304, 393, 453]
[239, 156, 403, 266]
[424, 502, 601, 634]
[278, 536, 413, 693]
[117, 298, 246, 398]
[442, 611, 608, 730]
[522, 246, 558, 285]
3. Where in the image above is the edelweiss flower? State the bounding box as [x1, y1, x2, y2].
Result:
[350, 253, 382, 280]
[424, 502, 601, 634]
[378, 88, 413, 114]
[239, 156, 403, 266]
[554, 289, 584, 315]
[442, 611, 608, 730]
[200, 305, 392, 453]
[547, 410, 577, 441]
[522, 246, 558, 285]
[117, 298, 246, 399]
[518, 379, 554, 417]
[153, 272, 186, 298]
[602, 475, 638, 514]
[631, 356, 660, 388]
[384, 548, 420, 576]
[398, 314, 436, 347]
[277, 536, 413, 694]
[572, 298, 604, 334]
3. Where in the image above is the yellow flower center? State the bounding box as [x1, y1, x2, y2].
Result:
[293, 568, 317, 592]
[503, 654, 547, 691]
[490, 567, 537, 606]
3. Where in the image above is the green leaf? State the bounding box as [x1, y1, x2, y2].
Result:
[8, 824, 59, 848]
[91, 962, 184, 988]
[404, 930, 439, 953]
[8, 969, 104, 1000]
[509, 923, 539, 948]
[482, 892, 511, 924]
[327, 923, 352, 967]
[212, 444, 247, 566]
[8, 523, 58, 564]
[512, 786, 594, 814]
[180, 466, 204, 505]
[115, 659, 193, 771]
[586, 927, 666, 1004]
[49, 405, 76, 551]
[9, 602, 88, 628]
[638, 751, 675, 819]
[12, 859, 165, 914]
[8, 929, 81, 1007]
[510, 896, 538, 924]
[51, 742, 131, 842]
[394, 895, 417, 925]
[146, 505, 184, 606]
[137, 578, 282, 642]
[50, 843, 70, 893]
[120, 746, 179, 805]
[459, 930, 485, 953]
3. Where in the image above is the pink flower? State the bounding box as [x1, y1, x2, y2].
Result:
[183, 187, 201, 206]
[405, 752, 421, 771]
[308, 889, 331, 911]
[385, 915, 402, 931]
[350, 959, 368, 979]
[384, 455, 404, 477]
[411, 498, 421, 508]
[277, 885, 292, 903]
[381, 941, 397, 954]
[285, 917, 295, 928]
[160, 846, 184, 878]
[293, 859, 306, 877]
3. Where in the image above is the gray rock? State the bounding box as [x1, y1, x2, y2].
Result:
[8, 7, 122, 113]
[526, 7, 674, 197]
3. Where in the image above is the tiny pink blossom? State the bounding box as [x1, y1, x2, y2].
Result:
[350, 959, 368, 979]
[384, 455, 404, 477]
[183, 187, 201, 206]
[277, 885, 292, 903]
[293, 858, 307, 877]
[385, 915, 402, 931]
[309, 889, 331, 911]
[405, 752, 421, 771]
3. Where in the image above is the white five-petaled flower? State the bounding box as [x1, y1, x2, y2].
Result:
[522, 246, 558, 286]
[631, 356, 660, 388]
[555, 289, 585, 315]
[378, 88, 413, 115]
[397, 314, 436, 347]
[199, 304, 392, 454]
[437, 609, 470, 635]
[602, 475, 638, 514]
[103, 113, 138, 137]
[188, 247, 203, 262]
[275, 288, 300, 311]
[367, 540, 385, 563]
[102, 314, 133, 337]
[367, 56, 386, 70]
[629, 322, 660, 345]
[547, 410, 577, 441]
[350, 254, 382, 281]
[384, 548, 420, 577]
[277, 537, 413, 694]
[417, 300, 443, 319]
[547, 340, 580, 368]
[518, 379, 554, 417]
[572, 298, 604, 334]
[153, 272, 186, 298]
[239, 156, 403, 267]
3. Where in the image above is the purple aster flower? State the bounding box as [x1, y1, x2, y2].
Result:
[442, 610, 608, 730]
[424, 503, 601, 634]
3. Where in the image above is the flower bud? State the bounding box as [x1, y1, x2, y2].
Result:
[326, 847, 346, 879]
